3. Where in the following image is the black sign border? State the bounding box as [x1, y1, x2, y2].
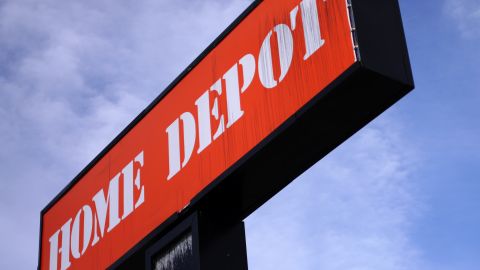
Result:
[38, 0, 414, 268]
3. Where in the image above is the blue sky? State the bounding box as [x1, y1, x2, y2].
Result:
[0, 0, 479, 269]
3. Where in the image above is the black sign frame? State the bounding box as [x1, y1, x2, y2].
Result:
[39, 0, 413, 269]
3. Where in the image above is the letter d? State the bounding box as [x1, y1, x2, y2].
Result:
[166, 112, 196, 180]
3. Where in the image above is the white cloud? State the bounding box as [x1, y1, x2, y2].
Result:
[0, 0, 252, 269]
[246, 116, 425, 270]
[0, 0, 425, 269]
[444, 0, 480, 38]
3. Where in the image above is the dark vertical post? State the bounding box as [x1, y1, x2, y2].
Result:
[197, 210, 248, 270]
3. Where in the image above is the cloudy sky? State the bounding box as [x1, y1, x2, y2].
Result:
[0, 0, 479, 269]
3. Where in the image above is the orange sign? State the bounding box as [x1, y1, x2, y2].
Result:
[40, 0, 356, 269]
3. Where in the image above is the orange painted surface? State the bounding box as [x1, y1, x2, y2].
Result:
[40, 0, 355, 269]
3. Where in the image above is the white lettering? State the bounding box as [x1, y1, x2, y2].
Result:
[121, 151, 145, 219]
[166, 113, 196, 180]
[299, 0, 325, 60]
[70, 206, 92, 259]
[91, 173, 121, 246]
[49, 219, 72, 270]
[195, 90, 211, 154]
[48, 151, 146, 269]
[134, 151, 145, 209]
[166, 0, 326, 180]
[258, 24, 294, 89]
[225, 54, 256, 128]
[210, 79, 225, 140]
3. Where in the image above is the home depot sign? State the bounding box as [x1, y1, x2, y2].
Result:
[40, 0, 357, 269]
